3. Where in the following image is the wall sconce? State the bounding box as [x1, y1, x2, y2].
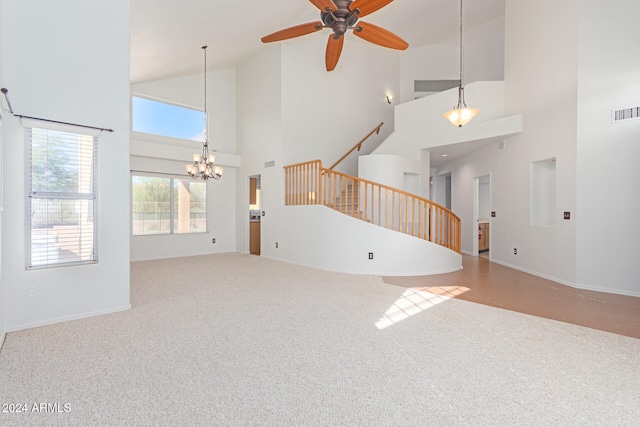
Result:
[386, 95, 393, 104]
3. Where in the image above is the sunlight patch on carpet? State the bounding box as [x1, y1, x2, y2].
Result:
[376, 286, 470, 329]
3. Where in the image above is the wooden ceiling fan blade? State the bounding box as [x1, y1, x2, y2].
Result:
[325, 35, 344, 72]
[261, 21, 324, 43]
[350, 0, 393, 17]
[309, 0, 338, 12]
[353, 21, 409, 50]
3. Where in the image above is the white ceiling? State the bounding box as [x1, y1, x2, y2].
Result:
[131, 0, 505, 84]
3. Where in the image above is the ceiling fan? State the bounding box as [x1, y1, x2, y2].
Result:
[261, 0, 409, 71]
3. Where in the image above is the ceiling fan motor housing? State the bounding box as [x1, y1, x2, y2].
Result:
[321, 0, 359, 38]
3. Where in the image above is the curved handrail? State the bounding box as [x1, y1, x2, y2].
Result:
[328, 122, 384, 171]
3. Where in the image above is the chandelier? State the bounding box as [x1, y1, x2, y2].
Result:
[186, 46, 223, 180]
[443, 0, 479, 127]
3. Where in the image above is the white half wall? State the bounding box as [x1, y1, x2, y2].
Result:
[269, 205, 461, 276]
[374, 81, 522, 160]
[400, 15, 506, 103]
[2, 0, 131, 331]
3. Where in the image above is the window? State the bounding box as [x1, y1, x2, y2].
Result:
[132, 96, 205, 140]
[132, 175, 207, 235]
[26, 126, 98, 268]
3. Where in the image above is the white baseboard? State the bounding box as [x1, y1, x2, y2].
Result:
[572, 283, 640, 298]
[6, 304, 131, 333]
[490, 259, 640, 298]
[259, 254, 463, 277]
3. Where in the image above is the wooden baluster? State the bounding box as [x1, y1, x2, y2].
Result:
[317, 163, 322, 206]
[411, 197, 416, 236]
[392, 191, 395, 231]
[350, 177, 354, 217]
[363, 182, 368, 221]
[304, 163, 307, 205]
[334, 172, 337, 209]
[372, 184, 375, 225]
[405, 195, 409, 234]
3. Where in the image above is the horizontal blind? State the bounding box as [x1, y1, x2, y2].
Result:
[26, 127, 98, 268]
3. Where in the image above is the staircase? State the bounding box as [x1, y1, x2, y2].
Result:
[334, 183, 361, 217]
[284, 160, 461, 253]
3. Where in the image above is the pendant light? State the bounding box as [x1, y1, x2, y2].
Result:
[186, 46, 223, 180]
[443, 0, 479, 127]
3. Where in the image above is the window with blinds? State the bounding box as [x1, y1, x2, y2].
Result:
[26, 126, 98, 269]
[131, 175, 207, 236]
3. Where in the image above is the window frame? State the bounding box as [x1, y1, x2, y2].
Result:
[25, 121, 99, 269]
[131, 172, 208, 236]
[131, 94, 206, 141]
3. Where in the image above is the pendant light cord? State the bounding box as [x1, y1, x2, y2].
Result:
[202, 45, 208, 147]
[459, 0, 463, 86]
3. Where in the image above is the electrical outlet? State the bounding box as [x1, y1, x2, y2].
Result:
[514, 248, 517, 255]
[564, 212, 571, 220]
[212, 238, 216, 243]
[491, 211, 496, 218]
[368, 252, 373, 260]
[275, 242, 278, 248]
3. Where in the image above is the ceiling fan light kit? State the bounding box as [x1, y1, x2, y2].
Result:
[443, 0, 479, 127]
[261, 0, 408, 72]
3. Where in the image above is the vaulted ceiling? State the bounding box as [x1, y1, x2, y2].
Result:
[131, 0, 504, 84]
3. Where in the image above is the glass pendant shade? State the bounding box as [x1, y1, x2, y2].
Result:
[444, 0, 479, 127]
[443, 106, 480, 127]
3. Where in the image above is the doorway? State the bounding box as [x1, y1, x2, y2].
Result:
[474, 175, 491, 258]
[249, 175, 261, 255]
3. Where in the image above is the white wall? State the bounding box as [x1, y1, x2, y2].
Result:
[235, 44, 284, 256]
[131, 68, 236, 154]
[0, 0, 4, 345]
[373, 81, 522, 161]
[281, 34, 400, 176]
[435, 0, 579, 287]
[575, 0, 640, 296]
[1, 0, 131, 330]
[269, 205, 461, 276]
[129, 69, 239, 261]
[400, 16, 506, 103]
[478, 179, 490, 220]
[129, 152, 237, 261]
[358, 154, 420, 190]
[236, 35, 404, 267]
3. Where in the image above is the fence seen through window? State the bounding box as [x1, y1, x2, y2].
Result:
[132, 175, 206, 235]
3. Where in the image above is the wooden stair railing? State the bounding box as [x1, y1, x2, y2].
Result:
[283, 160, 461, 253]
[328, 122, 384, 171]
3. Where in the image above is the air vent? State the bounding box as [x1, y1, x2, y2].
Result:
[612, 106, 640, 123]
[265, 160, 275, 168]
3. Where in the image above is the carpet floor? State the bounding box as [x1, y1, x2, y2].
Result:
[0, 253, 639, 426]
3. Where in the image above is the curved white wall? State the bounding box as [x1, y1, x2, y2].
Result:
[358, 153, 421, 190]
[269, 205, 461, 276]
